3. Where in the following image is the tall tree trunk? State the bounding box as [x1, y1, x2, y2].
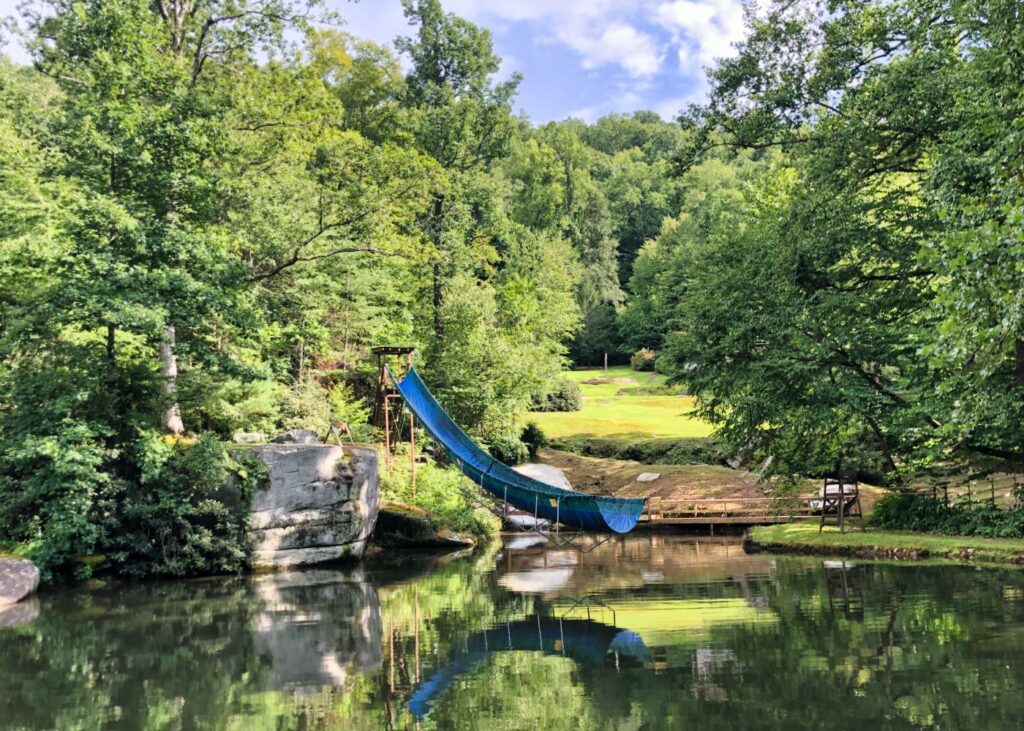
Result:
[1015, 338, 1024, 386]
[160, 325, 185, 435]
[106, 323, 116, 383]
[432, 262, 444, 340]
[431, 196, 445, 341]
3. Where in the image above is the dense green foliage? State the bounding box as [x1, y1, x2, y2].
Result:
[2, 0, 1022, 576]
[871, 491, 1024, 539]
[624, 0, 1024, 481]
[0, 0, 586, 579]
[379, 447, 498, 538]
[530, 376, 582, 413]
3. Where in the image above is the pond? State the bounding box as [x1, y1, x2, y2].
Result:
[3, 535, 1024, 730]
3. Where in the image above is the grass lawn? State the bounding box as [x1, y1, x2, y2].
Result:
[749, 522, 1024, 564]
[529, 366, 714, 439]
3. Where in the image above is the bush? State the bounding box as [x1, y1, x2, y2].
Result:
[654, 352, 675, 376]
[552, 436, 723, 465]
[630, 348, 657, 371]
[380, 447, 499, 538]
[520, 422, 549, 459]
[101, 433, 267, 579]
[532, 377, 582, 412]
[487, 434, 530, 465]
[870, 491, 1024, 539]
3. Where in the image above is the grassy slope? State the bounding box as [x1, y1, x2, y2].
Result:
[749, 523, 1024, 564]
[529, 367, 714, 439]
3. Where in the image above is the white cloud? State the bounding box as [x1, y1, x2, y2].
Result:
[653, 0, 746, 73]
[342, 1, 666, 79]
[567, 21, 663, 76]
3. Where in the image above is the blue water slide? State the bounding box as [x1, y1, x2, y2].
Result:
[392, 367, 647, 533]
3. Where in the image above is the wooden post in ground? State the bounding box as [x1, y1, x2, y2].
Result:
[383, 395, 392, 473]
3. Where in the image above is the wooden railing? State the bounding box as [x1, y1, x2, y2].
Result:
[641, 496, 820, 525]
[920, 473, 1024, 509]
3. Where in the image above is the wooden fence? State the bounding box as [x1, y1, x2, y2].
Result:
[922, 473, 1024, 509]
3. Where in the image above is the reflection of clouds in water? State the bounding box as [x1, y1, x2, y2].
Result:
[498, 568, 573, 594]
[503, 535, 550, 551]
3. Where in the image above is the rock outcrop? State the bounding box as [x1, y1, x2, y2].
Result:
[271, 429, 319, 445]
[246, 444, 379, 568]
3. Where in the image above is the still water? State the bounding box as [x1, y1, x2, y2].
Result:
[3, 535, 1024, 730]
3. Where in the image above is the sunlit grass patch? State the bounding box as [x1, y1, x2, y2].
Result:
[530, 367, 714, 439]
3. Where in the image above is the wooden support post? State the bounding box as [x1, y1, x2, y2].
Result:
[410, 410, 417, 500]
[383, 394, 392, 473]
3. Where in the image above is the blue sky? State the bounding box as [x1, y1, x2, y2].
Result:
[0, 0, 749, 124]
[338, 0, 748, 123]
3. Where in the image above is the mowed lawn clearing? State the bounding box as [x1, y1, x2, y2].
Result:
[529, 367, 714, 439]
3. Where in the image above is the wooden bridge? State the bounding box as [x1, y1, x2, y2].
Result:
[639, 495, 820, 528]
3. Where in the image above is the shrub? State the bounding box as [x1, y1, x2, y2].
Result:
[520, 422, 549, 459]
[0, 417, 115, 582]
[654, 352, 675, 376]
[532, 377, 582, 412]
[487, 434, 530, 465]
[380, 447, 499, 538]
[869, 491, 954, 533]
[630, 348, 657, 371]
[870, 490, 1024, 539]
[551, 436, 723, 465]
[102, 433, 267, 579]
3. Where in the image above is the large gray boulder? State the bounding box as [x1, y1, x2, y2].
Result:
[0, 559, 39, 607]
[272, 429, 320, 445]
[245, 444, 379, 568]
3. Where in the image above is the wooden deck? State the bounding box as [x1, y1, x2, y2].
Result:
[639, 496, 819, 527]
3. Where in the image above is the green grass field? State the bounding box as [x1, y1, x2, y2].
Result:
[529, 366, 714, 439]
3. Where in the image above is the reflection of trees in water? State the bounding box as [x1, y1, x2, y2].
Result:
[0, 578, 271, 729]
[6, 541, 1024, 730]
[410, 557, 1024, 731]
[578, 563, 1024, 730]
[0, 571, 385, 729]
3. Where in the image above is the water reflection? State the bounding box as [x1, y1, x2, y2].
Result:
[4, 536, 1024, 729]
[408, 615, 650, 717]
[254, 569, 381, 693]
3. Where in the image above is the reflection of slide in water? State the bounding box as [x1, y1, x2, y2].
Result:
[407, 615, 651, 718]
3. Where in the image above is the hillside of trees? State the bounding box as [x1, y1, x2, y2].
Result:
[1, 0, 1022, 578]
